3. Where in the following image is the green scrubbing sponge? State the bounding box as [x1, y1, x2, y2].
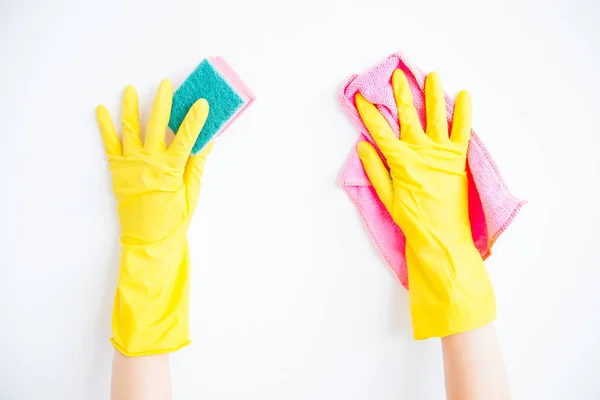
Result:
[168, 57, 254, 155]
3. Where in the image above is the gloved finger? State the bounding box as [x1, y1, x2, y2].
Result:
[355, 93, 405, 158]
[424, 72, 450, 143]
[392, 69, 428, 144]
[450, 90, 472, 149]
[121, 85, 142, 155]
[184, 141, 214, 212]
[95, 105, 122, 156]
[144, 79, 172, 154]
[357, 141, 393, 211]
[169, 98, 209, 159]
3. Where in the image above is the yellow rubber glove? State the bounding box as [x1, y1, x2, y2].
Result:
[356, 70, 496, 339]
[96, 79, 214, 356]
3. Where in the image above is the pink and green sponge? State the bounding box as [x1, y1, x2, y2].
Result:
[168, 57, 255, 155]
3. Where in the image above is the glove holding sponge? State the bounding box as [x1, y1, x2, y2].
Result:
[96, 80, 213, 356]
[96, 58, 253, 356]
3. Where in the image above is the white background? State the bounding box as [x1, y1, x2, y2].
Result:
[0, 0, 599, 398]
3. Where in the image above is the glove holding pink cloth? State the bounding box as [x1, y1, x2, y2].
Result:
[340, 52, 525, 289]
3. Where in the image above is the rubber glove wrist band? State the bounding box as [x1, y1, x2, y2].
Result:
[406, 242, 496, 339]
[112, 240, 191, 356]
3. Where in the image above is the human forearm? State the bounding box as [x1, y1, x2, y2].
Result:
[442, 324, 510, 400]
[111, 351, 172, 400]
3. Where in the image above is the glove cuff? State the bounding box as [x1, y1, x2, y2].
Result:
[111, 239, 191, 356]
[406, 241, 496, 340]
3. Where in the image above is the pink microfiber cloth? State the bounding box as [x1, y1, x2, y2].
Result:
[340, 52, 525, 289]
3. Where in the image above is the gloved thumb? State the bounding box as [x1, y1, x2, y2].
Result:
[184, 141, 214, 212]
[357, 141, 393, 212]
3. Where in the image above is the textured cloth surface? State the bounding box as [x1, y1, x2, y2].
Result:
[340, 52, 525, 289]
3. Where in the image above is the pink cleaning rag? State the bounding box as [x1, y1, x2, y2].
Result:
[340, 52, 525, 289]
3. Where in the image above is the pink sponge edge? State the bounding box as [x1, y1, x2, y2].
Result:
[208, 56, 255, 137]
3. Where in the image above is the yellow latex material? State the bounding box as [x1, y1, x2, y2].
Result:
[96, 80, 213, 356]
[356, 70, 496, 339]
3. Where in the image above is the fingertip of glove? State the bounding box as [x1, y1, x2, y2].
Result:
[158, 79, 173, 92]
[195, 98, 209, 109]
[190, 98, 210, 118]
[425, 71, 442, 86]
[392, 68, 406, 82]
[354, 92, 366, 106]
[95, 105, 108, 119]
[357, 141, 372, 158]
[456, 90, 472, 103]
[355, 93, 372, 120]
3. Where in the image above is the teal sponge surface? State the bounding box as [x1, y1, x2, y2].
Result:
[169, 59, 244, 154]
